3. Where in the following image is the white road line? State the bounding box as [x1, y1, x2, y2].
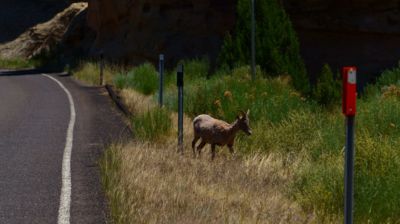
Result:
[42, 74, 76, 224]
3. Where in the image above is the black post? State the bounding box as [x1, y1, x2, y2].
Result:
[159, 54, 165, 107]
[251, 0, 256, 81]
[99, 52, 104, 86]
[345, 115, 355, 224]
[177, 64, 184, 154]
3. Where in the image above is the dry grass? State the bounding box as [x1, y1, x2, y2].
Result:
[101, 88, 312, 224]
[102, 142, 311, 224]
[119, 89, 156, 115]
[73, 61, 118, 85]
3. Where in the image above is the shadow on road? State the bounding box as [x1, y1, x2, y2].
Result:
[0, 69, 67, 77]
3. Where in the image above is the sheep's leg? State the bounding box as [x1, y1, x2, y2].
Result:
[192, 136, 200, 157]
[211, 144, 216, 160]
[228, 144, 234, 154]
[197, 140, 206, 157]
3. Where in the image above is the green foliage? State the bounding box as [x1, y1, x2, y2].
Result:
[111, 60, 400, 222]
[179, 57, 210, 79]
[164, 66, 309, 125]
[376, 64, 400, 87]
[0, 57, 35, 69]
[219, 0, 309, 93]
[113, 63, 158, 95]
[293, 93, 400, 223]
[365, 63, 400, 97]
[132, 107, 171, 141]
[312, 64, 342, 107]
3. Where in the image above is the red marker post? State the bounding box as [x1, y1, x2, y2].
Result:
[342, 66, 357, 224]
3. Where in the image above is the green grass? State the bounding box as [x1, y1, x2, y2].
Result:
[132, 107, 172, 141]
[82, 56, 400, 223]
[132, 59, 400, 223]
[113, 63, 158, 95]
[0, 57, 35, 69]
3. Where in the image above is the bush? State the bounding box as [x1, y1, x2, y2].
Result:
[219, 0, 309, 93]
[132, 107, 171, 141]
[312, 64, 341, 107]
[0, 57, 35, 69]
[164, 66, 309, 125]
[180, 57, 210, 79]
[117, 63, 158, 95]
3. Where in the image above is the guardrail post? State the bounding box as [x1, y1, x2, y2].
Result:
[342, 66, 357, 224]
[251, 0, 256, 81]
[177, 64, 184, 154]
[159, 54, 165, 107]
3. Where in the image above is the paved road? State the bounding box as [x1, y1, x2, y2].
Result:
[0, 70, 129, 224]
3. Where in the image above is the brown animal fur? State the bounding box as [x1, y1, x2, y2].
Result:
[192, 110, 252, 160]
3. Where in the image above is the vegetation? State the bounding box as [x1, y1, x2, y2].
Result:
[132, 107, 171, 141]
[70, 58, 400, 223]
[69, 1, 400, 220]
[219, 0, 309, 93]
[312, 64, 342, 107]
[0, 57, 36, 69]
[73, 61, 118, 85]
[113, 63, 158, 95]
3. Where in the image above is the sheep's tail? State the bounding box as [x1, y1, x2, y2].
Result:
[193, 116, 201, 127]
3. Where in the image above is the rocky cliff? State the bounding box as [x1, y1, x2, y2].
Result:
[283, 0, 400, 85]
[0, 3, 88, 59]
[83, 0, 400, 84]
[0, 0, 70, 44]
[85, 0, 235, 65]
[2, 0, 400, 85]
[284, 0, 400, 34]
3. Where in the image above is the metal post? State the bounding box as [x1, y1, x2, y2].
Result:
[251, 0, 256, 81]
[99, 52, 104, 86]
[159, 54, 165, 107]
[177, 64, 184, 154]
[345, 115, 355, 224]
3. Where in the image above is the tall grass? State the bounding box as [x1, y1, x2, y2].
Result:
[113, 63, 158, 95]
[73, 61, 118, 85]
[161, 60, 400, 222]
[0, 57, 35, 69]
[95, 58, 400, 223]
[132, 107, 172, 141]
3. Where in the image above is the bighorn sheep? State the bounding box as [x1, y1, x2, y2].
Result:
[191, 110, 252, 160]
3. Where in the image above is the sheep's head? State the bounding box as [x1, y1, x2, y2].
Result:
[237, 110, 252, 136]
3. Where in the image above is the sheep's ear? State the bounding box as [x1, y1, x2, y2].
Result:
[247, 109, 250, 116]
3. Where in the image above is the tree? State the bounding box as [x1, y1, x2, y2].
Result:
[219, 0, 310, 93]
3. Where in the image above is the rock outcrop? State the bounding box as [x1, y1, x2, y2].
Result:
[0, 0, 70, 44]
[85, 0, 235, 65]
[283, 0, 400, 86]
[0, 3, 88, 59]
[284, 0, 400, 34]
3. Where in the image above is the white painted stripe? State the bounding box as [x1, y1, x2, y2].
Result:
[42, 74, 76, 224]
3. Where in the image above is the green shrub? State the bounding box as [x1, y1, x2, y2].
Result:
[179, 57, 210, 79]
[164, 66, 310, 124]
[132, 107, 172, 141]
[312, 64, 342, 107]
[113, 73, 127, 89]
[122, 63, 158, 95]
[0, 57, 35, 69]
[364, 63, 400, 97]
[219, 0, 309, 93]
[376, 64, 400, 87]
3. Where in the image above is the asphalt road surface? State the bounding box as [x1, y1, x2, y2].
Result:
[0, 70, 129, 224]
